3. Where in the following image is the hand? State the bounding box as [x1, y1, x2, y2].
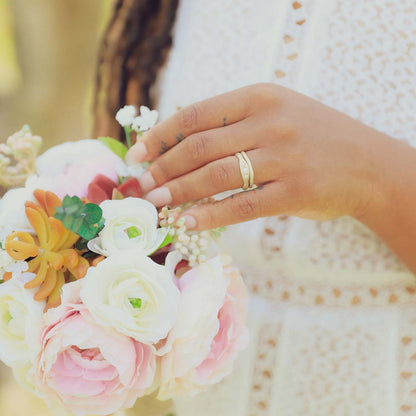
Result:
[126, 83, 390, 230]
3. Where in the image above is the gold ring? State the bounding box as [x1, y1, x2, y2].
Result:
[241, 151, 254, 188]
[235, 151, 254, 190]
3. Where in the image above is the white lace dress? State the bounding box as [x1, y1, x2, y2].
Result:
[154, 0, 416, 414]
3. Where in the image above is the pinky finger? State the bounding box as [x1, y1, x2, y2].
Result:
[179, 182, 284, 231]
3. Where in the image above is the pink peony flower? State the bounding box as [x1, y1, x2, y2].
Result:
[36, 140, 125, 200]
[194, 265, 249, 384]
[35, 282, 155, 416]
[157, 256, 249, 400]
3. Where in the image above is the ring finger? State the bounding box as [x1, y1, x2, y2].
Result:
[144, 149, 275, 207]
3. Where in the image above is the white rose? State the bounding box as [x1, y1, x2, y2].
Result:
[80, 252, 180, 344]
[88, 198, 168, 257]
[0, 273, 45, 367]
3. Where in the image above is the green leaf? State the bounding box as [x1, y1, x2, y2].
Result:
[98, 136, 128, 160]
[158, 232, 173, 250]
[129, 298, 142, 309]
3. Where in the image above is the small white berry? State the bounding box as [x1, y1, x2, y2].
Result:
[198, 255, 207, 263]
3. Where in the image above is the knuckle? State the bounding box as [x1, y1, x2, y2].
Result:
[236, 192, 261, 218]
[187, 134, 210, 163]
[150, 160, 170, 184]
[179, 104, 201, 132]
[210, 163, 232, 188]
[204, 207, 217, 228]
[270, 118, 297, 140]
[145, 126, 163, 154]
[169, 181, 185, 204]
[277, 175, 307, 209]
[252, 82, 281, 103]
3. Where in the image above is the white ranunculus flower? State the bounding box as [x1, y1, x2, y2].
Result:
[0, 273, 45, 367]
[0, 175, 54, 244]
[132, 106, 159, 132]
[80, 252, 180, 344]
[116, 105, 137, 127]
[0, 188, 34, 238]
[88, 198, 168, 257]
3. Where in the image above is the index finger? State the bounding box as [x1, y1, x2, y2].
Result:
[126, 86, 253, 164]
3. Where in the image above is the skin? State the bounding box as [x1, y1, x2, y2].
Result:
[126, 83, 416, 273]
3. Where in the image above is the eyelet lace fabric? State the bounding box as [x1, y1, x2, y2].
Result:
[154, 0, 416, 414]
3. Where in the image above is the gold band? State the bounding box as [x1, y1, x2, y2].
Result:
[240, 151, 254, 188]
[235, 151, 254, 190]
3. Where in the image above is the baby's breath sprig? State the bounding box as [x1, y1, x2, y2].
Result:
[0, 125, 42, 188]
[158, 201, 226, 268]
[115, 105, 159, 149]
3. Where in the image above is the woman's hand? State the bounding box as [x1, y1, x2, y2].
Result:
[127, 83, 392, 230]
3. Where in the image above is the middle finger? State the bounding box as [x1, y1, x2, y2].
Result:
[139, 119, 256, 193]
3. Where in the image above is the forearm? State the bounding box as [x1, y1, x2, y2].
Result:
[357, 133, 416, 274]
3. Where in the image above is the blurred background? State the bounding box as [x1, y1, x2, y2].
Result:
[0, 0, 114, 148]
[0, 1, 114, 414]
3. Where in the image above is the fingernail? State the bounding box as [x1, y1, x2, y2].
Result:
[181, 215, 197, 230]
[126, 142, 147, 165]
[145, 187, 172, 206]
[139, 171, 156, 193]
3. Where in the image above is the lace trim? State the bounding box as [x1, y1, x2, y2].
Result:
[272, 0, 317, 88]
[247, 320, 282, 415]
[398, 308, 416, 414]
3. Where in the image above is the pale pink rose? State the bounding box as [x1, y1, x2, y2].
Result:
[35, 282, 155, 416]
[195, 265, 249, 383]
[157, 256, 249, 400]
[36, 140, 124, 199]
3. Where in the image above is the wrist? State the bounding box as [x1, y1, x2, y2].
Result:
[355, 131, 416, 240]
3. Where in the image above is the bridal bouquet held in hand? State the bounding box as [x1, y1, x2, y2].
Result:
[0, 106, 249, 416]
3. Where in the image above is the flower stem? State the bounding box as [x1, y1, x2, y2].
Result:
[124, 126, 132, 148]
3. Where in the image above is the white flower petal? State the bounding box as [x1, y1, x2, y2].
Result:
[0, 273, 44, 367]
[93, 198, 162, 257]
[115, 105, 137, 127]
[80, 253, 180, 344]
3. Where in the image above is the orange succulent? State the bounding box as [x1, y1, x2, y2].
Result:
[4, 189, 89, 310]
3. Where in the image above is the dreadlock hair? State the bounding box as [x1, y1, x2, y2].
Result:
[93, 0, 179, 142]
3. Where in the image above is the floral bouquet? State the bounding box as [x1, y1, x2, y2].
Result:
[0, 107, 249, 416]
